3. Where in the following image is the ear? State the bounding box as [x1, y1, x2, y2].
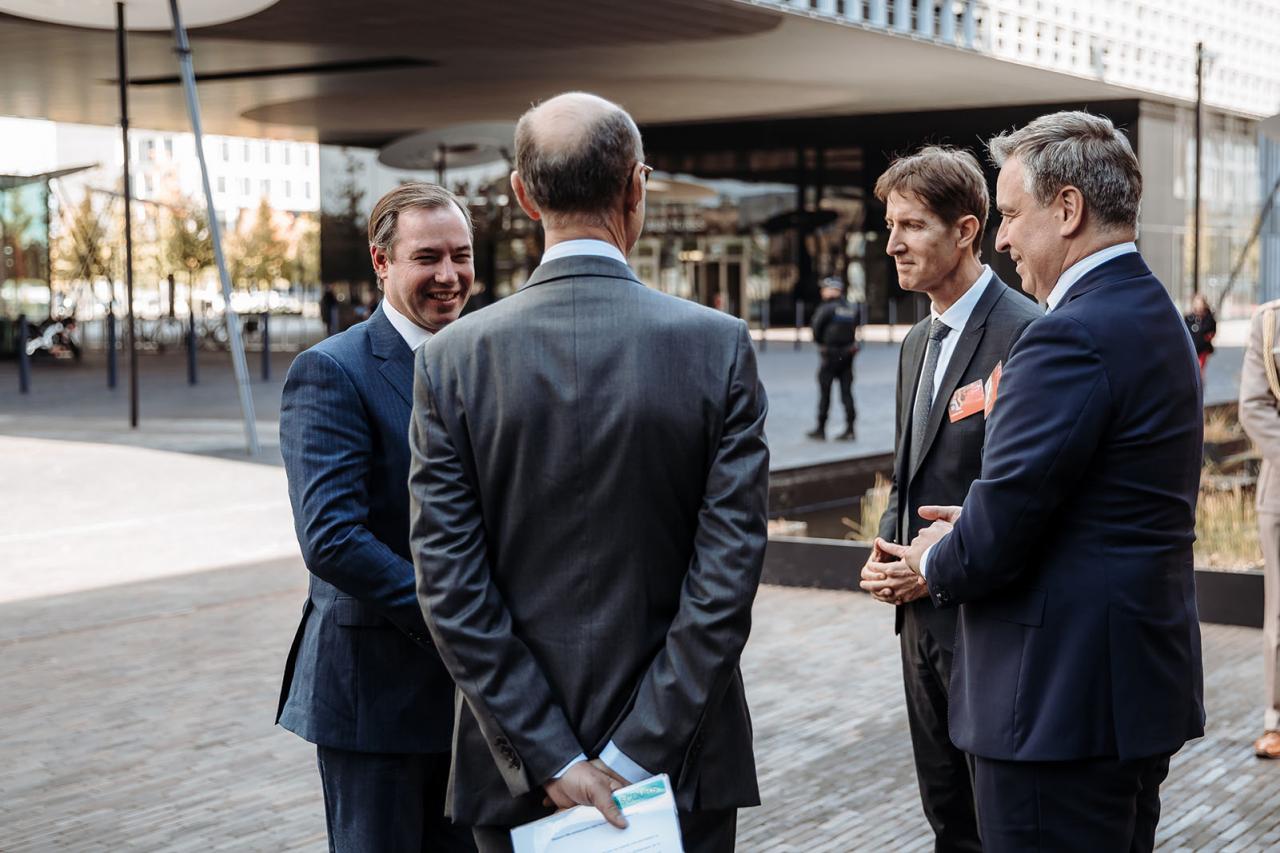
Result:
[1058, 185, 1086, 238]
[369, 242, 389, 281]
[624, 162, 646, 214]
[511, 171, 541, 221]
[955, 214, 980, 252]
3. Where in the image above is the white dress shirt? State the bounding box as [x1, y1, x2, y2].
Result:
[381, 297, 433, 351]
[1044, 242, 1138, 313]
[535, 237, 651, 785]
[919, 243, 1138, 579]
[538, 237, 629, 267]
[916, 266, 993, 409]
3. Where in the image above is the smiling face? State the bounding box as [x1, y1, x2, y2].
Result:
[372, 205, 474, 333]
[884, 190, 971, 295]
[994, 156, 1068, 302]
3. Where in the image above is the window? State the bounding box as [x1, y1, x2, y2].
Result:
[242, 178, 251, 195]
[304, 182, 312, 200]
[284, 180, 292, 197]
[303, 147, 311, 166]
[261, 179, 270, 196]
[217, 176, 227, 193]
[283, 147, 291, 166]
[221, 141, 230, 160]
[242, 141, 251, 160]
[263, 144, 271, 164]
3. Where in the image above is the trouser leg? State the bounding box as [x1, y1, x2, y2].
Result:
[899, 613, 981, 853]
[972, 753, 1171, 853]
[1262, 512, 1280, 730]
[816, 357, 835, 427]
[679, 809, 737, 853]
[316, 745, 472, 853]
[838, 356, 855, 425]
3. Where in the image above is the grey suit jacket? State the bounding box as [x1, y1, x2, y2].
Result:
[1239, 300, 1280, 514]
[408, 255, 770, 827]
[878, 275, 1041, 645]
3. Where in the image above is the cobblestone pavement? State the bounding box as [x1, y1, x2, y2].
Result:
[2, 557, 1276, 852]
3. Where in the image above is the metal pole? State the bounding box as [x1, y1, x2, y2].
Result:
[1193, 41, 1204, 300]
[260, 311, 270, 381]
[116, 2, 139, 428]
[107, 310, 118, 388]
[187, 300, 198, 385]
[167, 0, 259, 455]
[16, 315, 31, 394]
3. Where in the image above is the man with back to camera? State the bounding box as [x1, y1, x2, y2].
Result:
[876, 111, 1205, 852]
[807, 277, 862, 441]
[859, 146, 1040, 853]
[276, 183, 476, 851]
[407, 91, 769, 852]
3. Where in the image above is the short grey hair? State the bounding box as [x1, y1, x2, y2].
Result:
[514, 98, 644, 220]
[988, 111, 1141, 230]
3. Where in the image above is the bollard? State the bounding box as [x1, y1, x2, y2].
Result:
[186, 311, 198, 386]
[260, 311, 271, 381]
[16, 315, 31, 394]
[106, 312, 118, 389]
[794, 301, 806, 351]
[760, 299, 769, 352]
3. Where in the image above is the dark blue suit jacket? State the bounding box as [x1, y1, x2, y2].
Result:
[926, 251, 1206, 762]
[277, 305, 454, 754]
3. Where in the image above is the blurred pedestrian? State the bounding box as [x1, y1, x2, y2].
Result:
[807, 277, 861, 441]
[1185, 293, 1216, 379]
[277, 182, 477, 852]
[320, 284, 338, 336]
[1236, 299, 1280, 759]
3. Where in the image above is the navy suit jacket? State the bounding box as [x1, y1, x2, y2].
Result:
[926, 251, 1206, 762]
[277, 305, 455, 754]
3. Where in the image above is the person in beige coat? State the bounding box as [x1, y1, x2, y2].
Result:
[1238, 299, 1280, 759]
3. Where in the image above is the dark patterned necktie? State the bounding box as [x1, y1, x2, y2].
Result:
[910, 319, 951, 471]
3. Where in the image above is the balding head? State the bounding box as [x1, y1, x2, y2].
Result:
[514, 92, 644, 224]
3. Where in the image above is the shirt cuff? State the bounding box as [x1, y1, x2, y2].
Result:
[553, 753, 588, 779]
[599, 741, 652, 785]
[919, 542, 936, 580]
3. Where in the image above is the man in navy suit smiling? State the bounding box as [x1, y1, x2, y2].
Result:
[277, 183, 477, 852]
[880, 112, 1205, 852]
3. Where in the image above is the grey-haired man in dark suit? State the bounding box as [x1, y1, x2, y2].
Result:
[861, 147, 1040, 853]
[407, 92, 769, 852]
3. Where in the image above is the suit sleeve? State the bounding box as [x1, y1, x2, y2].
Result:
[608, 322, 770, 777]
[408, 346, 582, 795]
[925, 314, 1111, 605]
[877, 342, 907, 542]
[1238, 309, 1280, 461]
[279, 349, 430, 645]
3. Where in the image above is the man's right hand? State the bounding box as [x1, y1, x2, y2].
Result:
[543, 761, 629, 829]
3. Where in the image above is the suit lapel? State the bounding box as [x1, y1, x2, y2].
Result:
[908, 277, 1005, 482]
[367, 305, 415, 408]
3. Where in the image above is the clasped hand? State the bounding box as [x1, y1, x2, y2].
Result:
[542, 758, 629, 829]
[859, 506, 961, 605]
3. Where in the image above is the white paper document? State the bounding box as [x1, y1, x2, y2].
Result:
[510, 773, 684, 853]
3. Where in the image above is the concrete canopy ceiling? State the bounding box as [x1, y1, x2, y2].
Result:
[0, 0, 1148, 146]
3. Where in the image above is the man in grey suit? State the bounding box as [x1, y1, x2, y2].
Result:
[407, 92, 770, 852]
[860, 147, 1040, 852]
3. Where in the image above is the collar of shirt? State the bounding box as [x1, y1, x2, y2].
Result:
[381, 298, 433, 352]
[931, 265, 993, 335]
[539, 238, 629, 266]
[1045, 242, 1138, 313]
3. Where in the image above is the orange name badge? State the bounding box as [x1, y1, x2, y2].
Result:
[948, 379, 986, 422]
[983, 360, 1004, 418]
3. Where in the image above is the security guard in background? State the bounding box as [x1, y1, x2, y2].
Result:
[807, 277, 862, 441]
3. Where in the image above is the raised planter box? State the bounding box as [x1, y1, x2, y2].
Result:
[764, 536, 1264, 628]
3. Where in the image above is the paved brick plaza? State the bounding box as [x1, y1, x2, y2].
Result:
[2, 554, 1277, 852]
